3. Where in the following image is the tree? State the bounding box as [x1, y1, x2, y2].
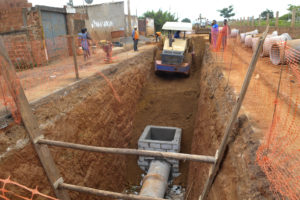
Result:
[142, 9, 178, 31]
[260, 9, 274, 20]
[287, 4, 300, 12]
[181, 18, 191, 23]
[217, 5, 235, 19]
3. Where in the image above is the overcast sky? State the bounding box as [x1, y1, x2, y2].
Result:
[28, 0, 299, 22]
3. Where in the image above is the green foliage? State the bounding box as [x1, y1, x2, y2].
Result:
[181, 18, 191, 23]
[260, 9, 274, 19]
[279, 13, 291, 20]
[287, 4, 300, 12]
[142, 9, 178, 31]
[217, 5, 235, 19]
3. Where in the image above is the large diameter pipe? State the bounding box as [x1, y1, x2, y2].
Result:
[270, 39, 300, 65]
[140, 160, 171, 198]
[240, 29, 258, 43]
[230, 29, 239, 37]
[245, 35, 253, 47]
[261, 33, 292, 57]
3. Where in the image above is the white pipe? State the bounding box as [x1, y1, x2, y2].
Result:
[261, 33, 292, 57]
[140, 160, 171, 198]
[240, 29, 258, 43]
[270, 39, 300, 65]
[231, 29, 239, 37]
[252, 37, 260, 52]
[245, 35, 253, 47]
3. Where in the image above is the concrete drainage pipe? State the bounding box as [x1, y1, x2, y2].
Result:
[245, 35, 254, 47]
[240, 29, 259, 43]
[231, 29, 239, 37]
[261, 33, 292, 57]
[270, 39, 300, 65]
[139, 160, 171, 198]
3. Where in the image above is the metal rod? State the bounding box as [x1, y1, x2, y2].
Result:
[199, 26, 269, 200]
[37, 139, 216, 163]
[59, 182, 165, 200]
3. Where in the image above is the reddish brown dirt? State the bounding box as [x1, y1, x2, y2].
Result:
[0, 45, 154, 158]
[0, 45, 152, 115]
[0, 49, 154, 199]
[125, 36, 205, 189]
[187, 44, 274, 200]
[187, 36, 299, 199]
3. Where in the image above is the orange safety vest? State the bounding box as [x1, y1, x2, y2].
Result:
[134, 30, 139, 40]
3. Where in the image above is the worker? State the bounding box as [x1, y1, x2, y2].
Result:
[132, 26, 139, 51]
[221, 19, 231, 50]
[174, 31, 181, 38]
[155, 32, 162, 42]
[211, 20, 219, 49]
[78, 28, 92, 60]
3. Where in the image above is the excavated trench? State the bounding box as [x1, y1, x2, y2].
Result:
[0, 36, 271, 200]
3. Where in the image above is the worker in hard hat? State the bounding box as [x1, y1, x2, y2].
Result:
[132, 26, 139, 51]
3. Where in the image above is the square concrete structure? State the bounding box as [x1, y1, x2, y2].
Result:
[138, 125, 182, 178]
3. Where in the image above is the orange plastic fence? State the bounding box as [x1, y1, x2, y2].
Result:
[0, 177, 57, 200]
[211, 30, 300, 199]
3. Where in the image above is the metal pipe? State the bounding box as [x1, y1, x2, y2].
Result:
[59, 182, 165, 200]
[270, 39, 300, 65]
[37, 139, 216, 163]
[140, 160, 171, 198]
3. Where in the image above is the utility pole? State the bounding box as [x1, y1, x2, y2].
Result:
[127, 0, 132, 34]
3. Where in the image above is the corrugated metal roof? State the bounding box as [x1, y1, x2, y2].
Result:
[162, 22, 192, 31]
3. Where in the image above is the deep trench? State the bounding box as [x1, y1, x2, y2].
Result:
[0, 36, 272, 200]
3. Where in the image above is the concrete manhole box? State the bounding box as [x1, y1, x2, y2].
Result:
[138, 125, 182, 177]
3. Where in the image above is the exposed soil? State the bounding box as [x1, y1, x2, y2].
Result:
[0, 34, 285, 200]
[0, 48, 154, 199]
[125, 36, 206, 188]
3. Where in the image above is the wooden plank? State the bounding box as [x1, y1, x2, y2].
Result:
[199, 26, 269, 200]
[71, 35, 79, 80]
[37, 139, 216, 163]
[291, 8, 296, 28]
[60, 182, 165, 200]
[0, 37, 70, 200]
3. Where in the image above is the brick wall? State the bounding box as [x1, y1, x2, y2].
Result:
[0, 0, 47, 68]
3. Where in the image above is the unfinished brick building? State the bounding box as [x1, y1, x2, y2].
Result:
[0, 0, 86, 69]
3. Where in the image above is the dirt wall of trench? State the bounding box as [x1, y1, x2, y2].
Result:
[187, 46, 273, 200]
[0, 49, 153, 199]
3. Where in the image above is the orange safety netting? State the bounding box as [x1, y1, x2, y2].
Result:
[0, 177, 57, 200]
[211, 30, 300, 199]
